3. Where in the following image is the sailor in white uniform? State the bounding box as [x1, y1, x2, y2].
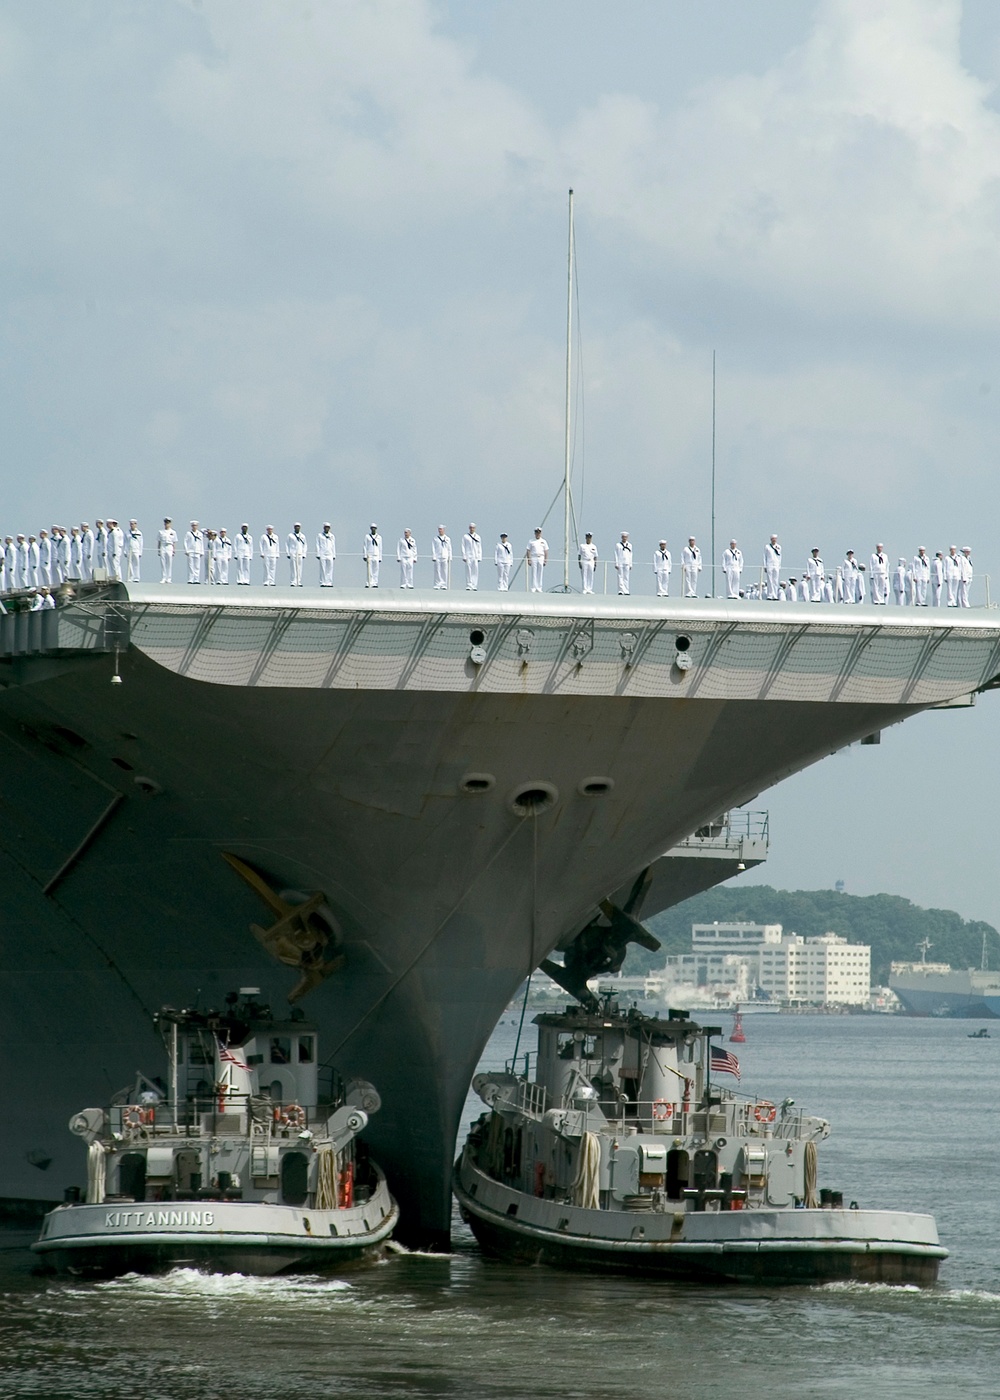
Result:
[723, 540, 743, 599]
[214, 528, 232, 584]
[944, 546, 961, 606]
[397, 529, 417, 588]
[764, 536, 781, 600]
[65, 527, 79, 581]
[316, 524, 336, 587]
[958, 547, 973, 608]
[235, 525, 253, 585]
[841, 551, 857, 603]
[1, 536, 14, 591]
[36, 531, 52, 587]
[805, 548, 824, 602]
[911, 548, 930, 606]
[891, 557, 907, 606]
[56, 527, 71, 583]
[783, 578, 795, 602]
[526, 529, 548, 592]
[578, 533, 597, 593]
[432, 526, 452, 589]
[27, 536, 40, 587]
[260, 526, 279, 586]
[107, 520, 125, 582]
[80, 523, 95, 582]
[653, 541, 671, 597]
[614, 533, 633, 595]
[94, 522, 108, 575]
[184, 522, 205, 584]
[127, 521, 143, 582]
[14, 535, 28, 589]
[461, 525, 482, 590]
[495, 533, 513, 590]
[869, 545, 889, 605]
[363, 525, 383, 587]
[286, 524, 308, 586]
[682, 537, 702, 598]
[931, 551, 945, 607]
[205, 530, 219, 582]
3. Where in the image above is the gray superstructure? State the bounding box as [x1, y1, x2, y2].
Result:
[2, 584, 999, 1245]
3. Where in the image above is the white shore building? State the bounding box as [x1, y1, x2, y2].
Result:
[650, 922, 871, 1008]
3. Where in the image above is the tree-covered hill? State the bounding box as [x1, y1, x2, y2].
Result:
[625, 885, 1000, 985]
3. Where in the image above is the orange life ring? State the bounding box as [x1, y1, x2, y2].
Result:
[651, 1098, 673, 1121]
[122, 1106, 144, 1129]
[754, 1100, 777, 1124]
[283, 1103, 307, 1129]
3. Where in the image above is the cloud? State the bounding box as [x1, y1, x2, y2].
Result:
[160, 0, 553, 226]
[563, 0, 1000, 330]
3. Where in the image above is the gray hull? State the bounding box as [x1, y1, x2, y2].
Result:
[2, 587, 999, 1244]
[454, 1159, 945, 1287]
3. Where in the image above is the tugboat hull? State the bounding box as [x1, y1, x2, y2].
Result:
[33, 1194, 399, 1278]
[454, 1158, 946, 1287]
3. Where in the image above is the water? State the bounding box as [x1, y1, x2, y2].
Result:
[2, 1014, 998, 1399]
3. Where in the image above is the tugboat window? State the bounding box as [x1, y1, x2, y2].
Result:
[270, 1037, 291, 1065]
[297, 1035, 315, 1064]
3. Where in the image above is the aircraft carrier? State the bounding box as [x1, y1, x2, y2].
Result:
[2, 583, 999, 1245]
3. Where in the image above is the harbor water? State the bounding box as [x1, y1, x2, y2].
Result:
[1, 1013, 998, 1399]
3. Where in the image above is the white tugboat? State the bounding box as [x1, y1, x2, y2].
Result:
[455, 994, 947, 1285]
[33, 989, 398, 1276]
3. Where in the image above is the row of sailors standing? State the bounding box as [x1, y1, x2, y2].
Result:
[1, 523, 976, 607]
[757, 540, 975, 607]
[0, 520, 142, 591]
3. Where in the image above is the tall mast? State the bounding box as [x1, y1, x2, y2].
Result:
[705, 352, 711, 599]
[563, 189, 574, 592]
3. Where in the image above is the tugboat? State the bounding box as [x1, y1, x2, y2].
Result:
[33, 989, 398, 1276]
[968, 1027, 991, 1039]
[455, 993, 947, 1285]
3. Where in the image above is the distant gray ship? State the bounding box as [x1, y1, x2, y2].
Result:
[890, 963, 1000, 1018]
[2, 583, 999, 1245]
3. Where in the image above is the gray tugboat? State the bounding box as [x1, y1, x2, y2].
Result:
[33, 989, 398, 1276]
[454, 994, 946, 1285]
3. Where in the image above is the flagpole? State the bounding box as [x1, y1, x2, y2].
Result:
[705, 352, 711, 599]
[563, 188, 574, 592]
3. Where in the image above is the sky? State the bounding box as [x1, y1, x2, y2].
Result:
[2, 0, 1000, 926]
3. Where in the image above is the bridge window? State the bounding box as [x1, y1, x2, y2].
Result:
[270, 1037, 291, 1065]
[297, 1035, 315, 1064]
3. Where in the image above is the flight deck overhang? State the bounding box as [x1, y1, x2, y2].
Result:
[85, 586, 1000, 710]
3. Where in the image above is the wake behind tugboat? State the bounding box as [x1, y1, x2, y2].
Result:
[32, 990, 397, 1277]
[454, 994, 946, 1285]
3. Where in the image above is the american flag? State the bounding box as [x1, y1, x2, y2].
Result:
[711, 1045, 741, 1080]
[218, 1040, 250, 1071]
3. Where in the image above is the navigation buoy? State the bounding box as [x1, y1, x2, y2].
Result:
[730, 1008, 746, 1044]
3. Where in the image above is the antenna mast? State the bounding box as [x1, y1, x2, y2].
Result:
[563, 189, 575, 592]
[705, 352, 711, 599]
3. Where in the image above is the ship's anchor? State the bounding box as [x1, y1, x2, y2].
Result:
[540, 867, 660, 1012]
[222, 852, 345, 1003]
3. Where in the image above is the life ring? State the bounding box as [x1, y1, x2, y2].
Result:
[652, 1098, 673, 1121]
[282, 1103, 307, 1130]
[122, 1106, 144, 1129]
[754, 1100, 777, 1124]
